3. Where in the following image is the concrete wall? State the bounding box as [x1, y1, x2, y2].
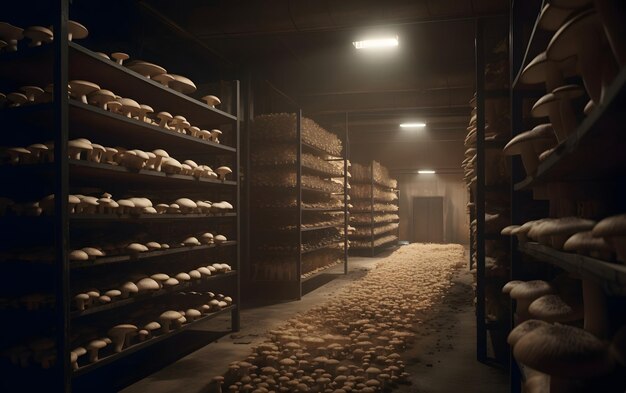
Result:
[396, 173, 469, 245]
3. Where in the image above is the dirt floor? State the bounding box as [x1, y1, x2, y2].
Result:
[122, 244, 508, 393]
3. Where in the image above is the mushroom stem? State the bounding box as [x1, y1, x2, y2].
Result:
[582, 279, 609, 339]
[558, 99, 578, 138]
[545, 62, 565, 92]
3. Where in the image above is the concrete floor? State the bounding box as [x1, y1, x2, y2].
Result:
[122, 250, 508, 393]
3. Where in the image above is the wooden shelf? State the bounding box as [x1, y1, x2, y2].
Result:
[0, 44, 237, 128]
[70, 212, 236, 222]
[349, 225, 399, 239]
[71, 160, 235, 188]
[301, 142, 341, 158]
[350, 219, 399, 227]
[301, 224, 342, 232]
[72, 305, 236, 377]
[0, 101, 236, 156]
[301, 241, 343, 254]
[71, 241, 237, 268]
[71, 271, 237, 319]
[518, 242, 626, 296]
[514, 66, 626, 190]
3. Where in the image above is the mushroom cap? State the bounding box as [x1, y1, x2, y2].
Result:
[0, 22, 24, 40]
[552, 84, 584, 99]
[68, 139, 93, 151]
[202, 95, 221, 106]
[87, 339, 107, 350]
[520, 51, 576, 84]
[68, 20, 88, 40]
[105, 289, 122, 297]
[69, 80, 100, 97]
[563, 231, 612, 253]
[127, 243, 149, 253]
[164, 278, 179, 286]
[153, 73, 175, 85]
[88, 89, 116, 103]
[210, 129, 223, 136]
[175, 272, 191, 281]
[151, 273, 170, 282]
[168, 74, 197, 93]
[507, 319, 550, 347]
[538, 3, 574, 31]
[127, 60, 167, 78]
[144, 321, 161, 331]
[160, 310, 183, 321]
[108, 324, 138, 337]
[215, 166, 233, 176]
[514, 323, 614, 378]
[121, 281, 139, 294]
[528, 294, 583, 323]
[592, 214, 626, 237]
[501, 225, 520, 235]
[81, 247, 104, 257]
[547, 9, 599, 62]
[186, 309, 201, 318]
[531, 93, 560, 118]
[129, 197, 152, 208]
[119, 97, 141, 110]
[156, 111, 173, 120]
[182, 236, 201, 246]
[533, 217, 596, 236]
[509, 280, 555, 300]
[136, 277, 160, 291]
[174, 198, 197, 209]
[197, 267, 212, 276]
[183, 160, 198, 168]
[117, 199, 135, 208]
[145, 241, 162, 250]
[111, 52, 129, 62]
[502, 280, 524, 294]
[69, 250, 89, 261]
[503, 124, 556, 155]
[152, 149, 169, 158]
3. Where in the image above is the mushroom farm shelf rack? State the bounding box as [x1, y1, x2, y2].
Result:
[0, 3, 240, 392]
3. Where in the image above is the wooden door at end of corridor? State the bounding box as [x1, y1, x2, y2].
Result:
[412, 196, 444, 243]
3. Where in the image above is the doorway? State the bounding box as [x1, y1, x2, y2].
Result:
[412, 196, 444, 243]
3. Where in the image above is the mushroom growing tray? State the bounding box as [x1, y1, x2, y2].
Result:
[0, 43, 237, 128]
[72, 305, 236, 377]
[518, 242, 626, 296]
[70, 212, 237, 222]
[70, 241, 237, 269]
[70, 271, 237, 319]
[68, 159, 237, 189]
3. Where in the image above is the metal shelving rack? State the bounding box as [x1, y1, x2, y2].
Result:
[349, 160, 399, 257]
[245, 81, 348, 301]
[508, 1, 626, 392]
[0, 2, 240, 391]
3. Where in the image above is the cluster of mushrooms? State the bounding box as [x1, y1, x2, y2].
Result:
[349, 185, 396, 203]
[69, 231, 228, 262]
[350, 214, 399, 225]
[252, 114, 343, 157]
[253, 246, 345, 282]
[2, 137, 232, 180]
[503, 1, 625, 178]
[73, 262, 232, 312]
[502, 214, 626, 263]
[0, 20, 88, 53]
[350, 203, 397, 214]
[251, 148, 345, 179]
[252, 172, 343, 194]
[213, 243, 462, 393]
[502, 276, 626, 392]
[0, 192, 233, 218]
[2, 291, 233, 371]
[352, 223, 399, 238]
[350, 235, 397, 250]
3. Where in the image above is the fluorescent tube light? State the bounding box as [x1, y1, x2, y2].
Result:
[418, 170, 436, 174]
[400, 122, 426, 128]
[353, 36, 399, 49]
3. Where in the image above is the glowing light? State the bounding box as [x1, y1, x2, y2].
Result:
[353, 36, 399, 49]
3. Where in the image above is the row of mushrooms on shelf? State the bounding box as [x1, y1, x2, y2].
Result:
[3, 137, 232, 180]
[0, 20, 87, 52]
[503, 1, 625, 179]
[73, 262, 232, 312]
[502, 214, 626, 264]
[3, 291, 233, 371]
[0, 192, 233, 217]
[1, 80, 224, 142]
[0, 21, 218, 100]
[69, 231, 228, 261]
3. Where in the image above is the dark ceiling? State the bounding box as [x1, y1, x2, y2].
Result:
[77, 0, 509, 171]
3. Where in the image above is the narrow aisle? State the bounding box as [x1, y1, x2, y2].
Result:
[398, 264, 508, 393]
[124, 244, 507, 393]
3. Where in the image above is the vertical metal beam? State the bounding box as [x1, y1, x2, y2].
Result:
[370, 160, 375, 257]
[233, 79, 241, 332]
[344, 114, 349, 274]
[53, 0, 70, 391]
[296, 109, 303, 299]
[475, 18, 488, 363]
[509, 1, 525, 391]
[243, 72, 253, 305]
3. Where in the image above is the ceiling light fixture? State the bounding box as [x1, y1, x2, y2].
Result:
[353, 36, 399, 49]
[418, 170, 436, 174]
[400, 122, 426, 128]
